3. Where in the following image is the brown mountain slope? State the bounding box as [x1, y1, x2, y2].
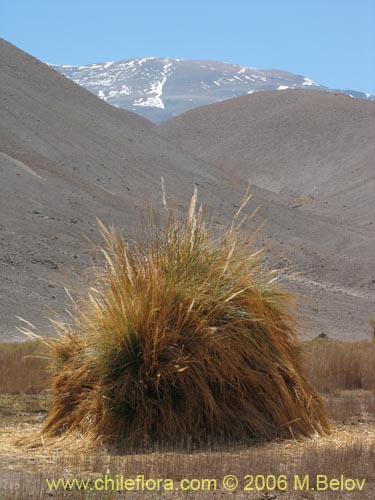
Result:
[157, 90, 375, 339]
[1, 40, 373, 341]
[0, 39, 240, 340]
[158, 90, 375, 227]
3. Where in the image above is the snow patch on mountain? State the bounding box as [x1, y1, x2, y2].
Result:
[133, 60, 174, 109]
[302, 78, 316, 86]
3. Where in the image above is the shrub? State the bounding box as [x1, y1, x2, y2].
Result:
[42, 189, 330, 448]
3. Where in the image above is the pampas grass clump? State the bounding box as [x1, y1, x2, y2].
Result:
[42, 189, 330, 448]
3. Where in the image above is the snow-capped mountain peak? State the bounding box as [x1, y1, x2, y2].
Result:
[49, 58, 375, 123]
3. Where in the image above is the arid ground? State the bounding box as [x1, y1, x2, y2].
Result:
[1, 340, 374, 499]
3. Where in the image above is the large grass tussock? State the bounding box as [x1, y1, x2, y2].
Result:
[42, 189, 330, 448]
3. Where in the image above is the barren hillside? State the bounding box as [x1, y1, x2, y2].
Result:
[158, 90, 375, 339]
[1, 39, 374, 341]
[0, 39, 237, 340]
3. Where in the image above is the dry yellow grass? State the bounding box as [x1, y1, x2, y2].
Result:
[0, 341, 48, 394]
[2, 339, 374, 398]
[1, 229, 375, 496]
[36, 189, 330, 448]
[304, 339, 375, 393]
[1, 404, 374, 500]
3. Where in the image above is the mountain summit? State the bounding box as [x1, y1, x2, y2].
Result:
[50, 58, 375, 123]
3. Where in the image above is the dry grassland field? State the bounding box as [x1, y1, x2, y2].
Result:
[1, 340, 375, 499]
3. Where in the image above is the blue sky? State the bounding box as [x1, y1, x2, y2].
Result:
[1, 0, 374, 94]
